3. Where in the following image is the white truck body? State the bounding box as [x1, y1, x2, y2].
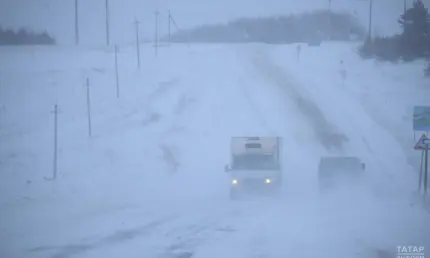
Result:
[231, 137, 279, 155]
[226, 137, 283, 199]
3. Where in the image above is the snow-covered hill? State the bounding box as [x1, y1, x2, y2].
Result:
[0, 42, 429, 258]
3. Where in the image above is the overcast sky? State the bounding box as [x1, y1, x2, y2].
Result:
[0, 0, 425, 45]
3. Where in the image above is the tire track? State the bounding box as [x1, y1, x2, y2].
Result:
[25, 201, 254, 258]
[248, 48, 348, 152]
[236, 78, 276, 136]
[28, 216, 175, 258]
[156, 204, 259, 258]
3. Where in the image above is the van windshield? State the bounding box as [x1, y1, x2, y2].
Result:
[232, 154, 279, 170]
[320, 157, 361, 170]
[318, 157, 362, 178]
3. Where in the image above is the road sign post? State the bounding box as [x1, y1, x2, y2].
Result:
[424, 137, 428, 202]
[413, 106, 430, 204]
[424, 142, 429, 201]
[419, 150, 424, 191]
[415, 134, 429, 203]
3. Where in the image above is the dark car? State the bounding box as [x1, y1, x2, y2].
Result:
[318, 156, 365, 192]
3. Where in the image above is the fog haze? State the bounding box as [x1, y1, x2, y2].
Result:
[0, 0, 422, 44]
[1, 0, 430, 257]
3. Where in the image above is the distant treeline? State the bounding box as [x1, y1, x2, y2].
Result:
[164, 10, 366, 43]
[0, 27, 56, 45]
[357, 0, 430, 76]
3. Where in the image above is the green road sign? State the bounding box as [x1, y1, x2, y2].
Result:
[413, 106, 430, 131]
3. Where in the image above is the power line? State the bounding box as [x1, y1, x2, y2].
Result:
[168, 10, 181, 44]
[170, 13, 180, 31]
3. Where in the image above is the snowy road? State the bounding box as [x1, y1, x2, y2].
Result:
[1, 43, 429, 258]
[4, 195, 427, 258]
[21, 201, 250, 258]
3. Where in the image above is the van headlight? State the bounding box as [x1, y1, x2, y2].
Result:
[232, 179, 238, 185]
[265, 178, 271, 184]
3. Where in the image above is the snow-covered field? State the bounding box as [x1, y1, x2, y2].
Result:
[1, 42, 429, 258]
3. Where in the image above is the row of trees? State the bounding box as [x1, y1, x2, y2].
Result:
[0, 27, 56, 45]
[166, 10, 365, 44]
[358, 0, 430, 75]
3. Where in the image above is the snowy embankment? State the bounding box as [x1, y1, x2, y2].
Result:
[0, 44, 241, 257]
[0, 42, 429, 258]
[270, 42, 430, 172]
[0, 45, 232, 204]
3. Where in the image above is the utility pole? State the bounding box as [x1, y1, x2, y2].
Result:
[368, 0, 373, 41]
[168, 10, 171, 45]
[86, 78, 92, 137]
[114, 45, 120, 98]
[328, 0, 332, 40]
[52, 104, 58, 179]
[134, 18, 141, 68]
[154, 9, 159, 56]
[74, 0, 79, 45]
[105, 0, 110, 46]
